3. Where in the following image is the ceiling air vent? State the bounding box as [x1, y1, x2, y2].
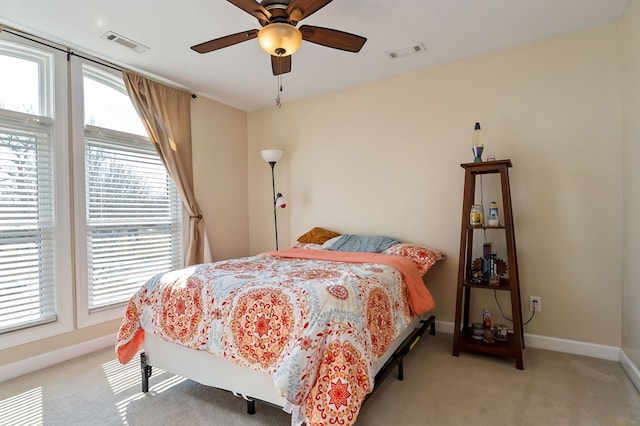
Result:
[101, 31, 149, 53]
[387, 43, 426, 59]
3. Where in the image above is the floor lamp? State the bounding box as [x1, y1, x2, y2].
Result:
[261, 149, 286, 250]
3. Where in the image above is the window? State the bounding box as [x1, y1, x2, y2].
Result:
[0, 36, 72, 347]
[0, 46, 46, 116]
[74, 63, 183, 325]
[0, 32, 183, 346]
[0, 114, 57, 333]
[82, 66, 146, 136]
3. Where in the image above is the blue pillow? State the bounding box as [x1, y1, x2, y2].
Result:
[328, 234, 399, 253]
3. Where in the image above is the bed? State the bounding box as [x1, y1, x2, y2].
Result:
[115, 233, 445, 425]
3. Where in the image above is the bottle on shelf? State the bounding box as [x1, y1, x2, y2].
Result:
[488, 201, 499, 226]
[482, 309, 494, 343]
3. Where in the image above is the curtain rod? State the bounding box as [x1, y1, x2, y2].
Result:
[1, 27, 197, 99]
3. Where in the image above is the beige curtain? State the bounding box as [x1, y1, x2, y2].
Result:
[123, 70, 205, 266]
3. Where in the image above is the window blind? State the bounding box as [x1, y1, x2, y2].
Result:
[0, 114, 57, 334]
[84, 129, 182, 311]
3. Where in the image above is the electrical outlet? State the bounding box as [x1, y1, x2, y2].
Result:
[529, 296, 542, 313]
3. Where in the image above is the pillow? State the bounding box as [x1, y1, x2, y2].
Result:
[321, 236, 341, 250]
[382, 243, 446, 275]
[296, 227, 341, 244]
[328, 234, 399, 253]
[292, 242, 324, 250]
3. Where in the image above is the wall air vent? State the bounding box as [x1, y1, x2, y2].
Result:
[387, 43, 426, 59]
[101, 31, 149, 53]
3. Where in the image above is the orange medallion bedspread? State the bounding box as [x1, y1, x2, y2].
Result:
[115, 248, 435, 425]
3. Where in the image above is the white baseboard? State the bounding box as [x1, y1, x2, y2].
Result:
[620, 349, 640, 392]
[0, 334, 115, 383]
[434, 319, 455, 334]
[524, 333, 620, 361]
[434, 320, 620, 361]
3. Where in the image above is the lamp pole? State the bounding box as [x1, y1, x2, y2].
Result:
[262, 149, 284, 251]
[269, 161, 279, 250]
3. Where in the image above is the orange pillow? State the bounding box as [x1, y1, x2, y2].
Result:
[297, 227, 341, 244]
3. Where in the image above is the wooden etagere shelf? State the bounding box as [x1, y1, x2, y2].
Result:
[462, 278, 511, 290]
[452, 159, 525, 370]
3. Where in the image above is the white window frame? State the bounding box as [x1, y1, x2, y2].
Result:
[0, 33, 73, 350]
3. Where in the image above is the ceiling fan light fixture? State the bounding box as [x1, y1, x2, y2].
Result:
[258, 23, 302, 56]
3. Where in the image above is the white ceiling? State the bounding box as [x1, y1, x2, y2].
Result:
[0, 0, 629, 112]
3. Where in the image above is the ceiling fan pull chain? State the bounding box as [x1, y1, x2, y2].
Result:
[275, 74, 283, 108]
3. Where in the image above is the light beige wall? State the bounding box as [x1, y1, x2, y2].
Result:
[248, 24, 622, 346]
[192, 96, 249, 261]
[622, 0, 640, 367]
[0, 96, 248, 368]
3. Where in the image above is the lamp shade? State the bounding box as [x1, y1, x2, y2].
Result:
[258, 23, 302, 56]
[261, 149, 283, 163]
[275, 193, 286, 209]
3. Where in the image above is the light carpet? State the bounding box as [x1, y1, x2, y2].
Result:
[1, 332, 639, 425]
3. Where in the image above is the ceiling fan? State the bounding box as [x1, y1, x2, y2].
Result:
[190, 0, 367, 76]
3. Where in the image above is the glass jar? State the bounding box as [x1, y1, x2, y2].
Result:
[470, 204, 484, 226]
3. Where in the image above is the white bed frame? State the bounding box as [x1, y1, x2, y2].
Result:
[140, 314, 436, 415]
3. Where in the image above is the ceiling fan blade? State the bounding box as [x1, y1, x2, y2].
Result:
[191, 29, 259, 53]
[299, 25, 367, 52]
[272, 55, 292, 75]
[227, 0, 271, 21]
[287, 0, 333, 22]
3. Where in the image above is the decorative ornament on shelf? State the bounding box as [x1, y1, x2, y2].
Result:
[472, 122, 483, 163]
[470, 256, 507, 285]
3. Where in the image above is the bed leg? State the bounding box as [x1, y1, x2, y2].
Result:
[140, 352, 153, 393]
[246, 398, 255, 415]
[430, 317, 436, 335]
[397, 358, 404, 381]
